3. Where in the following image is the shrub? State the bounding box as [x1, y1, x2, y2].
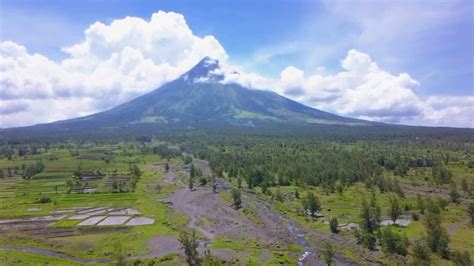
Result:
[329, 218, 339, 233]
[451, 250, 472, 266]
[199, 176, 208, 186]
[380, 226, 409, 256]
[36, 197, 51, 203]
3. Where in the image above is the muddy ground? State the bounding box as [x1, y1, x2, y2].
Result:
[147, 158, 362, 265]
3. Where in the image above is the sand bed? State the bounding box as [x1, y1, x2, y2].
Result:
[126, 217, 154, 226]
[97, 216, 131, 226]
[78, 216, 106, 226]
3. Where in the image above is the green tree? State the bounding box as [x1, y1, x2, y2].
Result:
[358, 193, 381, 250]
[416, 194, 425, 214]
[131, 164, 141, 178]
[329, 217, 338, 233]
[411, 240, 431, 266]
[380, 227, 408, 256]
[199, 176, 208, 186]
[112, 241, 127, 266]
[451, 250, 472, 266]
[303, 192, 321, 217]
[189, 174, 194, 190]
[231, 188, 242, 209]
[432, 162, 452, 184]
[336, 181, 344, 196]
[449, 183, 461, 203]
[275, 189, 284, 202]
[388, 194, 402, 223]
[424, 199, 450, 259]
[183, 155, 193, 165]
[190, 163, 198, 179]
[460, 178, 469, 194]
[323, 242, 334, 266]
[179, 228, 201, 266]
[468, 202, 474, 225]
[295, 189, 300, 199]
[211, 175, 217, 193]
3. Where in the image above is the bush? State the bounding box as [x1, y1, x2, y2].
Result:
[380, 227, 409, 256]
[36, 197, 51, 203]
[329, 218, 339, 233]
[232, 188, 242, 209]
[411, 240, 431, 266]
[275, 189, 284, 202]
[199, 176, 208, 186]
[451, 250, 472, 266]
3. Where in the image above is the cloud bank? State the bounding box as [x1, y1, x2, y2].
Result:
[1, 11, 472, 128]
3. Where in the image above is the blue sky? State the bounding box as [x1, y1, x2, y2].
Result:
[0, 0, 473, 127]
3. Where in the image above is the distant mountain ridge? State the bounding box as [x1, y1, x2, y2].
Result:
[46, 57, 373, 130]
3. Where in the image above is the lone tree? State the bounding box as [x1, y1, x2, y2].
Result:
[179, 228, 201, 266]
[468, 202, 474, 225]
[303, 191, 321, 217]
[388, 194, 402, 224]
[323, 242, 334, 266]
[449, 183, 461, 204]
[460, 178, 469, 194]
[329, 217, 339, 233]
[451, 250, 472, 266]
[380, 226, 408, 256]
[211, 175, 217, 193]
[416, 194, 425, 214]
[411, 240, 431, 266]
[130, 164, 141, 178]
[189, 174, 194, 190]
[113, 241, 127, 266]
[358, 193, 381, 250]
[231, 188, 242, 209]
[164, 163, 170, 172]
[190, 163, 198, 179]
[424, 199, 450, 259]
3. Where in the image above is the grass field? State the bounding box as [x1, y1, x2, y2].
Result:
[0, 144, 189, 264]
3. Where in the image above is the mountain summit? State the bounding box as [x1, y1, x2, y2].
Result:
[183, 57, 224, 82]
[52, 57, 372, 129]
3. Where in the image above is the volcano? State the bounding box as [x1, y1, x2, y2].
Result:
[46, 57, 372, 131]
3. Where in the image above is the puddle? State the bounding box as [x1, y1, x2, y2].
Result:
[380, 218, 411, 227]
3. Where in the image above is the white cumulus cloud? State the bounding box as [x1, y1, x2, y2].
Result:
[230, 49, 471, 127]
[0, 11, 227, 127]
